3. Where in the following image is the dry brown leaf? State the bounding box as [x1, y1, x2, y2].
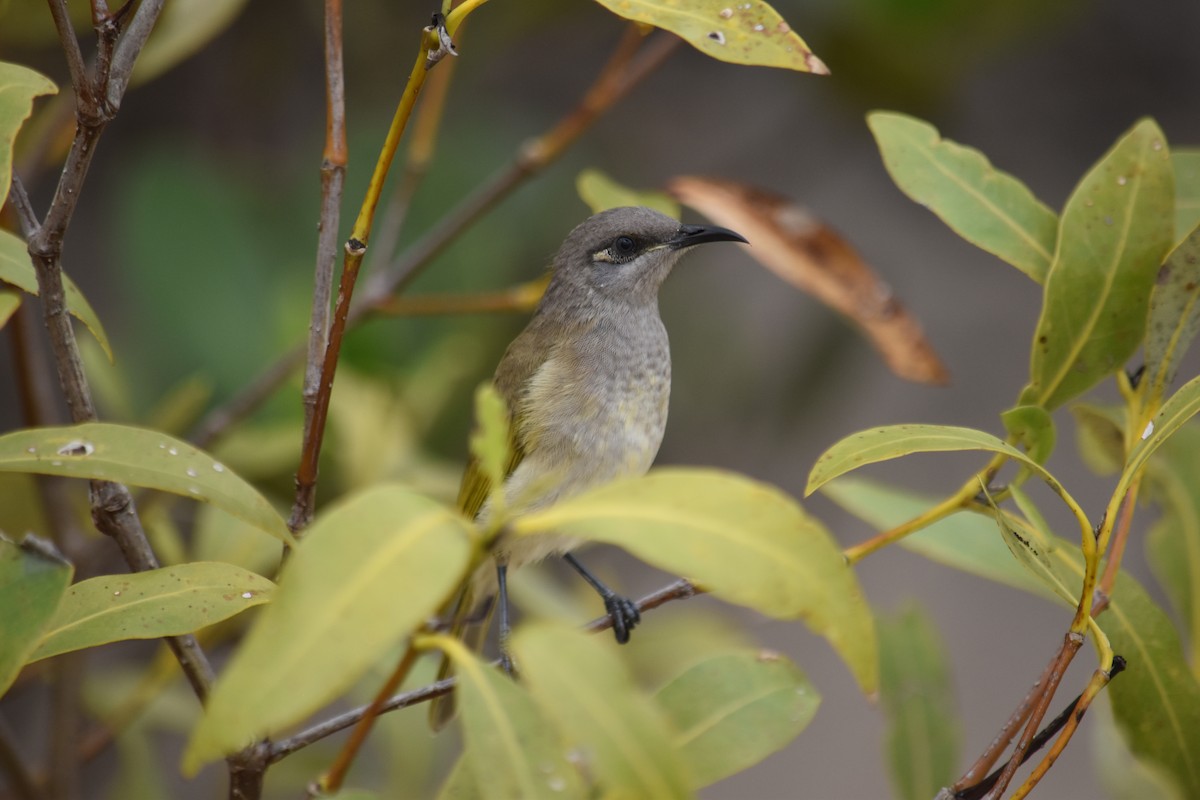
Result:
[669, 177, 949, 386]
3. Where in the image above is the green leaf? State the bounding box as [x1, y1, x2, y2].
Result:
[824, 476, 1200, 797]
[0, 286, 19, 328]
[1021, 118, 1174, 410]
[183, 484, 473, 773]
[867, 112, 1057, 283]
[821, 477, 1057, 602]
[806, 424, 1079, 527]
[576, 169, 680, 219]
[1000, 404, 1055, 464]
[1144, 424, 1200, 676]
[1173, 150, 1200, 243]
[0, 422, 292, 545]
[421, 634, 583, 799]
[655, 649, 818, 789]
[29, 562, 274, 662]
[1071, 403, 1126, 476]
[512, 622, 690, 799]
[1093, 699, 1187, 800]
[0, 61, 56, 204]
[0, 229, 114, 360]
[0, 535, 72, 694]
[512, 467, 878, 694]
[590, 0, 828, 74]
[878, 605, 960, 800]
[1144, 222, 1200, 408]
[1104, 570, 1200, 798]
[131, 0, 250, 85]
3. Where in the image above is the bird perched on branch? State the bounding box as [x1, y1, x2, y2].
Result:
[431, 205, 746, 726]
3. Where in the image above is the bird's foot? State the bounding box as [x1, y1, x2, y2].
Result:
[499, 651, 517, 677]
[604, 593, 641, 644]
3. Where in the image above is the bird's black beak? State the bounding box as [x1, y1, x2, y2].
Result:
[670, 223, 748, 249]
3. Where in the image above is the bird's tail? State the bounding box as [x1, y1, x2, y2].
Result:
[428, 583, 493, 730]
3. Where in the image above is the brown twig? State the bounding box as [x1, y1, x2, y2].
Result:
[317, 644, 419, 794]
[1009, 658, 1126, 800]
[267, 578, 700, 762]
[980, 632, 1083, 800]
[292, 0, 348, 535]
[1094, 482, 1139, 615]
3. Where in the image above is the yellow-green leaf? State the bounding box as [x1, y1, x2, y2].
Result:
[590, 0, 827, 74]
[867, 112, 1057, 283]
[471, 382, 511, 517]
[878, 605, 960, 800]
[29, 562, 273, 662]
[989, 490, 1078, 608]
[0, 61, 56, 204]
[576, 169, 680, 219]
[1000, 404, 1056, 465]
[435, 755, 482, 800]
[1144, 222, 1200, 408]
[0, 422, 292, 545]
[1021, 118, 1174, 410]
[0, 229, 114, 360]
[806, 424, 1080, 531]
[183, 484, 472, 773]
[0, 535, 72, 694]
[512, 622, 690, 799]
[419, 634, 583, 799]
[655, 649, 818, 789]
[513, 467, 877, 693]
[1173, 150, 1200, 243]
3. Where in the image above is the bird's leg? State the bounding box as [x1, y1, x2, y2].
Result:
[496, 560, 516, 676]
[562, 553, 641, 644]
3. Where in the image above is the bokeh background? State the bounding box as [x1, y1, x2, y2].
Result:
[4, 0, 1199, 797]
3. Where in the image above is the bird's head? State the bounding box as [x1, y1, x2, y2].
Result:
[549, 206, 747, 307]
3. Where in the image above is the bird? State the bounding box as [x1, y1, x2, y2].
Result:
[431, 205, 746, 725]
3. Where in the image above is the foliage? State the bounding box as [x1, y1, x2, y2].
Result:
[3, 1, 1200, 799]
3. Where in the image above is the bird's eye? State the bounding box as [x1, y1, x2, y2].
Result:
[614, 236, 636, 255]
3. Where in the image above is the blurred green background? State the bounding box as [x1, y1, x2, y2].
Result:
[3, 0, 1199, 797]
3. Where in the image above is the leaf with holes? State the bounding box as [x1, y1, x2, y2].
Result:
[591, 0, 827, 73]
[1021, 118, 1174, 410]
[0, 422, 291, 544]
[29, 562, 274, 662]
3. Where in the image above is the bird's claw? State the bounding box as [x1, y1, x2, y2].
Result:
[605, 594, 641, 644]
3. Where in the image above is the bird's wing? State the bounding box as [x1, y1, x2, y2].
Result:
[455, 316, 555, 519]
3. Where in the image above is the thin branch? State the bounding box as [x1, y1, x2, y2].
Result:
[45, 0, 90, 106]
[295, 0, 348, 531]
[980, 632, 1083, 800]
[105, 0, 165, 108]
[268, 578, 701, 762]
[318, 644, 419, 794]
